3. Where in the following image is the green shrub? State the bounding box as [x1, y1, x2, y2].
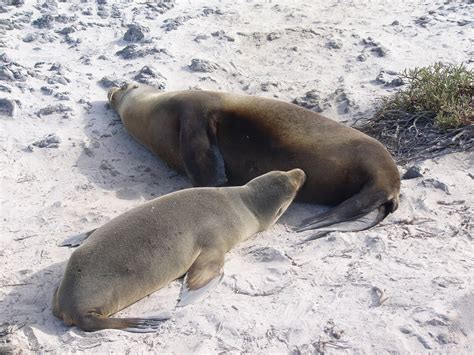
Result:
[381, 62, 473, 129]
[356, 62, 473, 162]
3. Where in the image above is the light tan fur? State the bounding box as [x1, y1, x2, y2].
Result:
[53, 169, 305, 332]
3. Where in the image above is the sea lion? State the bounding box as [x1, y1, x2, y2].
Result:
[53, 169, 306, 332]
[108, 84, 400, 232]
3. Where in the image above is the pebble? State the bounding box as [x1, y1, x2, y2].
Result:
[123, 24, 146, 42]
[292, 90, 328, 112]
[188, 59, 219, 73]
[327, 39, 342, 49]
[402, 166, 423, 180]
[134, 65, 166, 89]
[23, 33, 37, 42]
[161, 16, 189, 31]
[31, 133, 61, 148]
[36, 104, 72, 116]
[32, 14, 54, 29]
[0, 98, 15, 117]
[98, 76, 127, 89]
[376, 70, 404, 87]
[115, 45, 161, 59]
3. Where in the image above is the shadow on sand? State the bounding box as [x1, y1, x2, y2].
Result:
[75, 100, 191, 202]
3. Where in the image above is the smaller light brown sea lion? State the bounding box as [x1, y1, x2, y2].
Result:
[52, 169, 306, 332]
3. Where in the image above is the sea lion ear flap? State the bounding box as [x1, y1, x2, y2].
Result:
[179, 109, 228, 187]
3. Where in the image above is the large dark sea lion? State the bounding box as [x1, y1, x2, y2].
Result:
[53, 169, 306, 332]
[108, 84, 400, 231]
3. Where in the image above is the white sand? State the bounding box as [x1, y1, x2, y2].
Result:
[0, 0, 473, 353]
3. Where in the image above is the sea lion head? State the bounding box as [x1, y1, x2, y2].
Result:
[245, 169, 306, 230]
[107, 83, 138, 111]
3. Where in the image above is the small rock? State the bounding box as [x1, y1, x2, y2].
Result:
[391, 20, 400, 25]
[23, 33, 37, 42]
[40, 0, 58, 14]
[97, 9, 109, 19]
[54, 92, 69, 101]
[98, 76, 127, 89]
[49, 63, 66, 74]
[415, 16, 431, 27]
[134, 65, 166, 89]
[266, 32, 281, 41]
[36, 104, 72, 116]
[371, 45, 389, 57]
[188, 59, 219, 73]
[293, 90, 328, 112]
[115, 45, 161, 60]
[145, 0, 176, 14]
[0, 98, 15, 117]
[32, 14, 54, 29]
[362, 37, 378, 46]
[123, 24, 146, 42]
[160, 16, 188, 31]
[57, 26, 75, 35]
[211, 30, 234, 42]
[202, 6, 223, 16]
[54, 14, 76, 24]
[357, 53, 368, 62]
[40, 86, 53, 95]
[8, 0, 25, 6]
[402, 166, 423, 179]
[194, 34, 209, 43]
[376, 70, 404, 87]
[0, 65, 15, 81]
[457, 19, 471, 26]
[31, 133, 61, 148]
[327, 39, 342, 49]
[0, 84, 11, 92]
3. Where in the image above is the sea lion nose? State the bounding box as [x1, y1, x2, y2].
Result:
[108, 87, 119, 101]
[287, 168, 306, 188]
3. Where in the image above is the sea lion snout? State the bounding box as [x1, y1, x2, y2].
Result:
[286, 168, 306, 190]
[108, 87, 120, 103]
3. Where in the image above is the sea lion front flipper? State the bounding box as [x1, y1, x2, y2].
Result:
[178, 248, 225, 307]
[59, 229, 97, 247]
[179, 110, 227, 187]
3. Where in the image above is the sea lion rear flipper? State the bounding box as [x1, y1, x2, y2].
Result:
[179, 110, 227, 187]
[296, 186, 395, 233]
[178, 248, 225, 306]
[298, 208, 386, 242]
[74, 312, 171, 332]
[59, 229, 97, 247]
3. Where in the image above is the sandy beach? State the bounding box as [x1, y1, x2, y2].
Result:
[1, 0, 473, 353]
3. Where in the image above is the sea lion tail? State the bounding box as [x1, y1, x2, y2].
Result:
[74, 312, 171, 333]
[296, 185, 398, 233]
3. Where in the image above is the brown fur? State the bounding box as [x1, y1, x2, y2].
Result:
[109, 85, 400, 230]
